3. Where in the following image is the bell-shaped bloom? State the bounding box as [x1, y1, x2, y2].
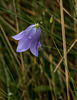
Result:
[12, 24, 41, 57]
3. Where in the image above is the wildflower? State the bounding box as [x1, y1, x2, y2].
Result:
[12, 23, 41, 57]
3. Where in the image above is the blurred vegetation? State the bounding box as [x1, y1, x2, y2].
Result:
[0, 0, 77, 100]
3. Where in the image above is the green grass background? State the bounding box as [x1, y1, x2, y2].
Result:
[0, 0, 77, 100]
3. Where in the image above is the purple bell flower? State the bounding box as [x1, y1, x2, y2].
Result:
[12, 23, 41, 57]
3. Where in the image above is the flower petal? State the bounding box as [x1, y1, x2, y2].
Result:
[37, 42, 41, 48]
[12, 31, 25, 40]
[30, 42, 38, 57]
[12, 24, 35, 40]
[16, 38, 31, 52]
[30, 28, 41, 57]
